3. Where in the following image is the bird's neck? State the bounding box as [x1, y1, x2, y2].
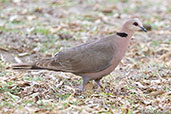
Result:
[115, 26, 135, 53]
[113, 26, 135, 59]
[119, 27, 134, 40]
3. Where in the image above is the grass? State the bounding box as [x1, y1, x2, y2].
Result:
[0, 101, 15, 108]
[32, 27, 50, 36]
[167, 7, 171, 13]
[58, 94, 71, 100]
[0, 71, 7, 76]
[0, 0, 170, 113]
[0, 0, 10, 3]
[0, 26, 20, 33]
[0, 81, 19, 94]
[150, 40, 161, 47]
[107, 0, 119, 3]
[22, 75, 43, 81]
[51, 0, 77, 8]
[36, 38, 57, 54]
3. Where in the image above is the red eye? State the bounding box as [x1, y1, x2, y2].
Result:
[133, 22, 138, 26]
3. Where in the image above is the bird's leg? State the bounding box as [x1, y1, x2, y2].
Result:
[95, 78, 102, 87]
[75, 77, 89, 92]
[80, 77, 89, 92]
[95, 78, 102, 92]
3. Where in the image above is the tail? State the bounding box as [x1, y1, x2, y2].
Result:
[12, 58, 60, 71]
[12, 63, 39, 70]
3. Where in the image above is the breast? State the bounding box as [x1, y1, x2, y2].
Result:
[79, 36, 130, 80]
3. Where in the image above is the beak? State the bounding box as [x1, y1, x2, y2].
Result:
[139, 26, 147, 32]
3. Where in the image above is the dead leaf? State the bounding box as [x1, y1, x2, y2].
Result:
[160, 52, 171, 62]
[18, 82, 31, 87]
[27, 15, 37, 21]
[58, 33, 73, 40]
[101, 9, 113, 14]
[134, 82, 146, 89]
[148, 90, 165, 96]
[14, 56, 22, 63]
[18, 52, 29, 57]
[143, 24, 152, 31]
[0, 46, 9, 52]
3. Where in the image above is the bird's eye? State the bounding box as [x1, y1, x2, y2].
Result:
[133, 22, 138, 26]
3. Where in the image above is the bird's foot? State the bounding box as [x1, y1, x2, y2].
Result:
[74, 86, 84, 92]
[95, 87, 101, 93]
[95, 79, 103, 93]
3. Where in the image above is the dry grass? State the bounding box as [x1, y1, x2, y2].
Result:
[0, 0, 170, 113]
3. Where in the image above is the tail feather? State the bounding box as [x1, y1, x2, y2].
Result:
[12, 63, 38, 70]
[12, 58, 61, 71]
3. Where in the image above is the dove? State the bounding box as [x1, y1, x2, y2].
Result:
[12, 18, 147, 91]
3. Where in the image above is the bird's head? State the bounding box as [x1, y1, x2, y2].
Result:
[124, 18, 147, 32]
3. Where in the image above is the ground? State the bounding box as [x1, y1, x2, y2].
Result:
[0, 0, 170, 114]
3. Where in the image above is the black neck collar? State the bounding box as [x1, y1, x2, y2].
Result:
[116, 32, 128, 38]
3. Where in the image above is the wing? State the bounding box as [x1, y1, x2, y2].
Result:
[53, 36, 115, 73]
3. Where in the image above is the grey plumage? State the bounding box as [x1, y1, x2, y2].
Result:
[12, 18, 147, 91]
